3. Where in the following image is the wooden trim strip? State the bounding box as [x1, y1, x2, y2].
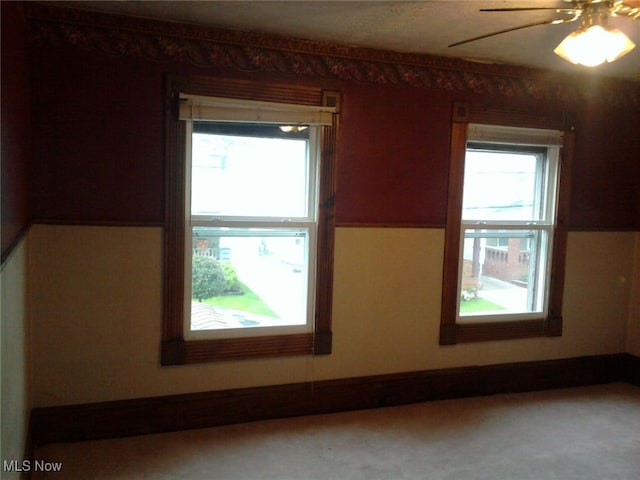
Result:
[566, 226, 640, 232]
[455, 319, 545, 343]
[335, 222, 447, 229]
[1, 223, 31, 270]
[622, 354, 640, 386]
[178, 333, 313, 365]
[30, 354, 634, 446]
[313, 91, 340, 355]
[162, 74, 188, 347]
[439, 120, 468, 345]
[466, 103, 566, 131]
[29, 219, 165, 228]
[20, 220, 638, 234]
[185, 76, 323, 106]
[334, 224, 638, 232]
[544, 131, 574, 337]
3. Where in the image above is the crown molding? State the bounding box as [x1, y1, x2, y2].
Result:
[27, 3, 639, 108]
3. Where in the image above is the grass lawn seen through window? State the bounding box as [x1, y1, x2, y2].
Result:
[202, 282, 278, 318]
[460, 297, 506, 314]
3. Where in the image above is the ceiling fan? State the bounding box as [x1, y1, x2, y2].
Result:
[449, 0, 639, 67]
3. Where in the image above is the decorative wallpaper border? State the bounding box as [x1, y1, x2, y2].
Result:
[27, 3, 639, 108]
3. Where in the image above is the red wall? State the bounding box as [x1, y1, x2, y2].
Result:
[1, 3, 31, 258]
[337, 84, 451, 226]
[571, 104, 640, 229]
[29, 50, 165, 224]
[23, 21, 640, 231]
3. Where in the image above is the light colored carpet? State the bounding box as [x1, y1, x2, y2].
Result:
[33, 383, 640, 479]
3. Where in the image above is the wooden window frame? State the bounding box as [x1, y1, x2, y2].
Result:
[440, 102, 574, 345]
[162, 74, 339, 364]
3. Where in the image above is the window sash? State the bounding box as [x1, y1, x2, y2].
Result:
[184, 119, 319, 339]
[457, 226, 553, 322]
[185, 224, 317, 340]
[463, 143, 558, 224]
[188, 123, 319, 222]
[456, 132, 560, 323]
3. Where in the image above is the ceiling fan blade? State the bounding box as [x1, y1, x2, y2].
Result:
[613, 1, 640, 19]
[480, 7, 578, 12]
[448, 19, 559, 48]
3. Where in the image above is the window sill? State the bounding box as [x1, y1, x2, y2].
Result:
[161, 332, 332, 365]
[439, 316, 562, 345]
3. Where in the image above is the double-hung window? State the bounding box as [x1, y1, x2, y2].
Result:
[440, 103, 573, 344]
[162, 75, 339, 364]
[186, 115, 319, 338]
[459, 125, 561, 320]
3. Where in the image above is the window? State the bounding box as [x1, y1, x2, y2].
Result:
[187, 122, 317, 338]
[440, 103, 573, 345]
[162, 75, 340, 364]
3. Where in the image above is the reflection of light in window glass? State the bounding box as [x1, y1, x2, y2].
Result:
[462, 151, 537, 221]
[191, 134, 308, 217]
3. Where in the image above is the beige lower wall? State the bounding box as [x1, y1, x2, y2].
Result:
[28, 225, 637, 408]
[1, 236, 30, 477]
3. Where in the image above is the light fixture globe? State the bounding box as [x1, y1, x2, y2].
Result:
[554, 23, 635, 67]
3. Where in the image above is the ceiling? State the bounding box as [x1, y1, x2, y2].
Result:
[66, 1, 640, 81]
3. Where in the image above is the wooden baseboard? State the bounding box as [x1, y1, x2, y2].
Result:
[622, 352, 640, 386]
[1, 223, 31, 268]
[30, 353, 636, 447]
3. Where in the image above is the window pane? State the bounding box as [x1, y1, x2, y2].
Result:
[190, 227, 310, 331]
[460, 229, 547, 317]
[462, 150, 539, 221]
[191, 124, 310, 218]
